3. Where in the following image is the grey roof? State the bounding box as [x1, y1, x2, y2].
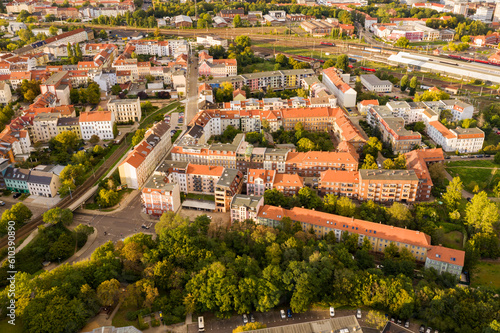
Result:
[217, 168, 241, 188]
[441, 99, 471, 108]
[28, 170, 56, 185]
[4, 167, 29, 181]
[361, 74, 393, 87]
[155, 160, 189, 174]
[265, 148, 289, 157]
[359, 169, 419, 181]
[57, 117, 79, 126]
[186, 125, 204, 139]
[34, 113, 60, 121]
[143, 176, 178, 191]
[453, 127, 484, 135]
[231, 194, 262, 209]
[108, 98, 139, 105]
[44, 71, 68, 86]
[84, 325, 142, 333]
[248, 315, 361, 333]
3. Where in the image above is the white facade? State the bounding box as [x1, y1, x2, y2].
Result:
[0, 82, 12, 104]
[79, 111, 115, 140]
[360, 74, 393, 93]
[322, 68, 357, 108]
[33, 113, 60, 142]
[107, 98, 142, 123]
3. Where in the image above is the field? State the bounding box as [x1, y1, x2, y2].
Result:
[471, 261, 500, 288]
[0, 319, 23, 333]
[239, 61, 276, 74]
[446, 160, 498, 168]
[445, 166, 500, 196]
[441, 231, 464, 250]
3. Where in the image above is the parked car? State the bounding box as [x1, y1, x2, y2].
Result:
[242, 314, 248, 324]
[330, 307, 335, 317]
[250, 313, 255, 323]
[280, 310, 286, 319]
[356, 309, 362, 319]
[397, 318, 402, 325]
[287, 309, 292, 318]
[445, 156, 451, 159]
[13, 192, 21, 199]
[391, 317, 395, 322]
[0, 201, 5, 206]
[426, 327, 432, 333]
[405, 320, 410, 328]
[419, 325, 425, 333]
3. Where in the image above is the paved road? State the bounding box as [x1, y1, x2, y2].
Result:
[184, 54, 199, 129]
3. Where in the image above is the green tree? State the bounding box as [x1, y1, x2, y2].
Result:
[97, 188, 119, 208]
[96, 279, 121, 307]
[99, 29, 107, 39]
[465, 191, 499, 234]
[323, 194, 338, 213]
[233, 14, 242, 28]
[89, 134, 100, 145]
[409, 76, 418, 96]
[361, 154, 378, 169]
[323, 59, 335, 69]
[131, 129, 146, 146]
[67, 42, 74, 59]
[400, 74, 409, 92]
[442, 177, 463, 211]
[383, 159, 395, 169]
[387, 202, 412, 227]
[395, 37, 410, 48]
[49, 26, 58, 36]
[366, 310, 387, 330]
[363, 137, 383, 157]
[335, 54, 349, 72]
[297, 137, 316, 152]
[336, 196, 355, 216]
[0, 203, 32, 234]
[43, 207, 73, 226]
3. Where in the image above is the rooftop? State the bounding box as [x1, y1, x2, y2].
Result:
[231, 194, 263, 209]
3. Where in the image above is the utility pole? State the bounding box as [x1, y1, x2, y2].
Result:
[195, 0, 197, 20]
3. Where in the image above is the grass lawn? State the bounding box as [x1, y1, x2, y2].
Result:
[253, 42, 338, 61]
[441, 231, 464, 250]
[446, 166, 500, 196]
[112, 306, 140, 329]
[239, 61, 276, 74]
[139, 102, 179, 130]
[185, 193, 215, 201]
[410, 41, 448, 46]
[471, 261, 500, 288]
[0, 318, 23, 333]
[446, 160, 499, 168]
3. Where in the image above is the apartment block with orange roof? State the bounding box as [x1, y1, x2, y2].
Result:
[119, 121, 171, 189]
[246, 169, 276, 196]
[285, 150, 359, 177]
[322, 67, 357, 108]
[272, 173, 304, 196]
[405, 148, 444, 201]
[256, 205, 464, 276]
[79, 111, 115, 141]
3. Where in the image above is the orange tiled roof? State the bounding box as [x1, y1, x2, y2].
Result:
[273, 173, 304, 188]
[79, 111, 112, 122]
[186, 164, 224, 177]
[247, 169, 276, 184]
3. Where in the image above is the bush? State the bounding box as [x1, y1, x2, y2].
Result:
[126, 311, 138, 321]
[138, 316, 149, 330]
[151, 315, 160, 327]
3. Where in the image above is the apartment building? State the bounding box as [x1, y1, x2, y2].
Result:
[405, 148, 444, 201]
[141, 180, 181, 216]
[119, 121, 171, 189]
[33, 113, 61, 142]
[196, 36, 228, 49]
[185, 164, 224, 195]
[273, 173, 304, 196]
[0, 124, 31, 162]
[56, 117, 81, 139]
[256, 205, 464, 277]
[107, 98, 142, 123]
[285, 150, 359, 177]
[4, 167, 30, 193]
[367, 106, 422, 154]
[0, 82, 12, 104]
[439, 99, 474, 122]
[43, 28, 93, 47]
[79, 111, 115, 141]
[425, 120, 485, 153]
[230, 194, 264, 223]
[40, 71, 71, 106]
[27, 165, 61, 198]
[360, 74, 393, 93]
[129, 40, 170, 57]
[246, 169, 276, 196]
[322, 67, 357, 107]
[215, 168, 244, 212]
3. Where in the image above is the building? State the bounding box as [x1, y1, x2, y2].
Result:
[219, 8, 245, 19]
[246, 169, 276, 196]
[27, 165, 61, 198]
[214, 168, 244, 212]
[141, 179, 181, 216]
[4, 167, 30, 193]
[257, 205, 464, 276]
[0, 82, 12, 104]
[33, 113, 61, 142]
[272, 173, 304, 196]
[56, 117, 81, 139]
[425, 121, 484, 153]
[405, 148, 444, 201]
[79, 111, 115, 141]
[174, 15, 192, 28]
[230, 194, 264, 223]
[196, 36, 228, 49]
[322, 67, 357, 107]
[285, 150, 359, 177]
[107, 98, 142, 123]
[119, 121, 171, 189]
[360, 74, 393, 93]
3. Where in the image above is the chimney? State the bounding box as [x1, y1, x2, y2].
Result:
[352, 216, 354, 221]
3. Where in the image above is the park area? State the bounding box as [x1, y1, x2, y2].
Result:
[471, 261, 500, 289]
[445, 160, 500, 196]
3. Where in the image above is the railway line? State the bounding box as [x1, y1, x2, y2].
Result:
[0, 141, 130, 249]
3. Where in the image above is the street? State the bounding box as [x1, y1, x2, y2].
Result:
[184, 54, 199, 129]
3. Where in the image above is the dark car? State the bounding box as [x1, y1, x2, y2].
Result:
[13, 192, 21, 199]
[445, 155, 451, 159]
[250, 313, 255, 323]
[287, 309, 292, 318]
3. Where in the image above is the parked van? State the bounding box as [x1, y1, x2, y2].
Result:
[198, 316, 205, 332]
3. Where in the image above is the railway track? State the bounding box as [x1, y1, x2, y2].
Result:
[0, 141, 130, 249]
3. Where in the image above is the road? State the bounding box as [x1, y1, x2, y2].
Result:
[184, 54, 199, 129]
[187, 308, 421, 333]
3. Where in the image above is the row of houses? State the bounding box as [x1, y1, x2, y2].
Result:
[3, 164, 62, 197]
[300, 19, 356, 37]
[366, 99, 483, 154]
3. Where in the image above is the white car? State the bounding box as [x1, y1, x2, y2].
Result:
[356, 309, 362, 319]
[280, 310, 286, 319]
[330, 307, 335, 317]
